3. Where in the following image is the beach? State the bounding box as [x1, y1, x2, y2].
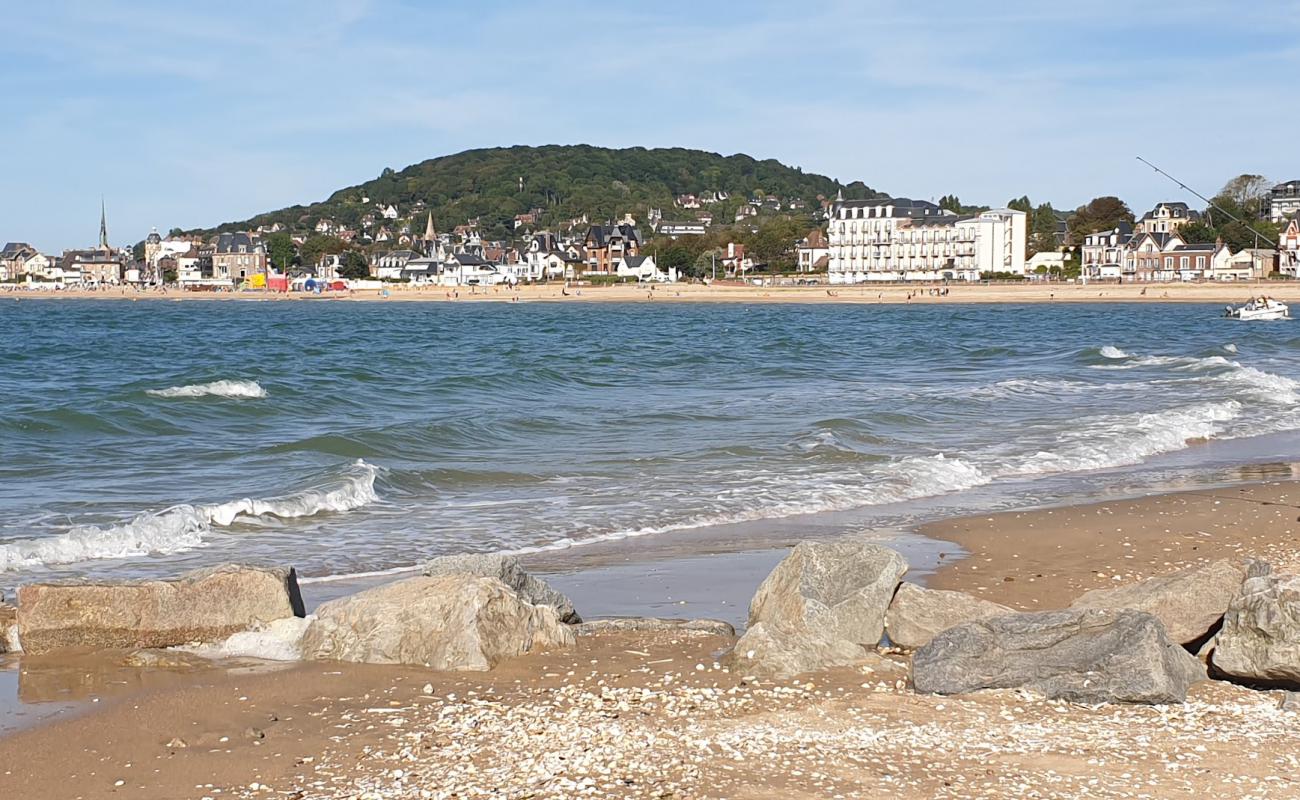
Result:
[4, 299, 1300, 798]
[4, 479, 1300, 799]
[4, 279, 1299, 305]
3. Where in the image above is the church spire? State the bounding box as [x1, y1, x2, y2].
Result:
[99, 197, 109, 250]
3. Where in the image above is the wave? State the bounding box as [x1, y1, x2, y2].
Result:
[493, 453, 991, 558]
[147, 380, 267, 399]
[1099, 345, 1129, 359]
[0, 460, 378, 572]
[1006, 401, 1241, 476]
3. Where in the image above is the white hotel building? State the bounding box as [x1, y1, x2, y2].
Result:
[827, 197, 1026, 283]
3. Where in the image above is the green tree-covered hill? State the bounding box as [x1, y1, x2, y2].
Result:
[201, 145, 882, 240]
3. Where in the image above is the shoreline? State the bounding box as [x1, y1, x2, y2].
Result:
[6, 477, 1300, 796]
[3, 280, 1298, 305]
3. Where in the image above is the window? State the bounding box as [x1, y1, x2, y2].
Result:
[1180, 257, 1189, 269]
[1164, 256, 1174, 268]
[1197, 256, 1206, 268]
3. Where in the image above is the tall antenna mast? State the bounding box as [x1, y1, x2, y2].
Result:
[1135, 156, 1277, 249]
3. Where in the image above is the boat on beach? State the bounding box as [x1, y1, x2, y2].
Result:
[1225, 296, 1290, 321]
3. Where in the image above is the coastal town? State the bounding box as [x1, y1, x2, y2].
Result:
[4, 177, 1299, 294]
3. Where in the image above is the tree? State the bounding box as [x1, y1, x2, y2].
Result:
[1177, 221, 1217, 244]
[265, 232, 297, 272]
[657, 244, 694, 274]
[1007, 195, 1033, 214]
[1067, 196, 1134, 242]
[1218, 174, 1272, 219]
[339, 251, 369, 280]
[939, 194, 964, 213]
[1029, 203, 1061, 255]
[300, 235, 346, 269]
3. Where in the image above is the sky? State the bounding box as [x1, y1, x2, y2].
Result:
[4, 0, 1298, 252]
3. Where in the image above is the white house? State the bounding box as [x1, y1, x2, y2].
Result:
[827, 198, 1026, 283]
[440, 253, 500, 286]
[616, 255, 675, 282]
[1271, 180, 1300, 223]
[796, 230, 829, 272]
[657, 222, 708, 237]
[1026, 251, 1066, 274]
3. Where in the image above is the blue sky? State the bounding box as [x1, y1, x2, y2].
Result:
[5, 0, 1298, 252]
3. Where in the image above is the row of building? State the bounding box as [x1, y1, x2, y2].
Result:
[1080, 201, 1300, 282]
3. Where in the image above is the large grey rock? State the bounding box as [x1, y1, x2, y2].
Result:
[885, 583, 1014, 650]
[1213, 574, 1300, 685]
[748, 538, 907, 647]
[16, 565, 304, 655]
[722, 622, 872, 680]
[301, 574, 574, 670]
[423, 553, 580, 623]
[575, 617, 735, 637]
[913, 608, 1206, 704]
[1070, 559, 1249, 645]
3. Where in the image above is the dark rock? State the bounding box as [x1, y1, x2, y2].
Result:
[913, 608, 1205, 704]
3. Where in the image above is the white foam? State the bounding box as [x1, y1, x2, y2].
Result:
[0, 461, 379, 572]
[500, 453, 990, 557]
[181, 616, 313, 662]
[147, 380, 267, 399]
[1099, 345, 1128, 359]
[1007, 400, 1241, 476]
[1224, 343, 1239, 353]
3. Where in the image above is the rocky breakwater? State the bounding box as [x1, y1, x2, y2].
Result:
[16, 564, 304, 655]
[723, 538, 907, 679]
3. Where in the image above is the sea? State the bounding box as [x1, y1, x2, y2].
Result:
[2, 298, 1300, 594]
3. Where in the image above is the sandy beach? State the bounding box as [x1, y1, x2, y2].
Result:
[5, 479, 1300, 798]
[4, 280, 1298, 306]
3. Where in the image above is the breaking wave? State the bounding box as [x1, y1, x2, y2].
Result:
[147, 380, 267, 399]
[1006, 401, 1242, 476]
[0, 460, 378, 572]
[1099, 345, 1129, 359]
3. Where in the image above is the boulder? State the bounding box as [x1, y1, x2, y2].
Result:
[885, 583, 1014, 649]
[748, 538, 907, 648]
[913, 608, 1206, 704]
[301, 574, 574, 670]
[423, 553, 580, 623]
[1070, 559, 1249, 645]
[0, 603, 15, 654]
[16, 565, 304, 655]
[575, 617, 735, 637]
[722, 622, 872, 680]
[1212, 574, 1300, 685]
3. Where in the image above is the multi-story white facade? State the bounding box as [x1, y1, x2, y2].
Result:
[1271, 180, 1300, 223]
[827, 198, 1026, 283]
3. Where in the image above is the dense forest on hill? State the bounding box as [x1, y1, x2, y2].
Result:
[200, 145, 883, 240]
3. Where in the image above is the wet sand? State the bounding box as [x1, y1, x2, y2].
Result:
[5, 280, 1297, 306]
[4, 481, 1300, 797]
[924, 480, 1300, 609]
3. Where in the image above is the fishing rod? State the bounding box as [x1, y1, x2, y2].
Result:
[1135, 156, 1278, 249]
